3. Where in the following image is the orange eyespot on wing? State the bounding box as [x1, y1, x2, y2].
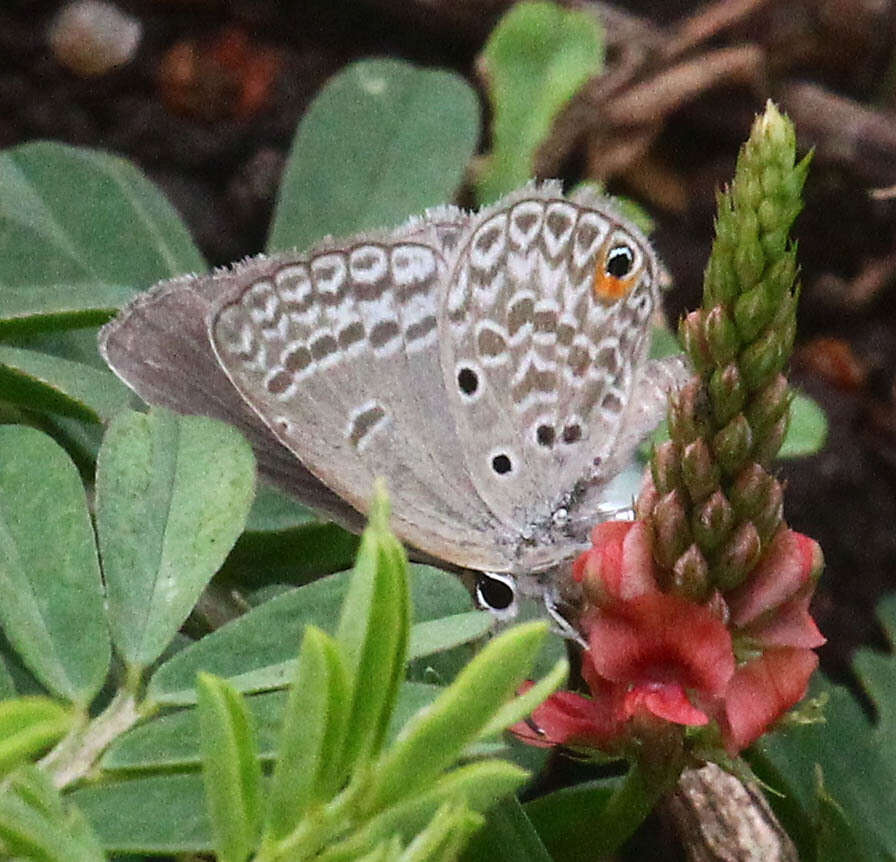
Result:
[592, 242, 639, 304]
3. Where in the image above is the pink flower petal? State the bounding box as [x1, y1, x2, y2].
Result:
[729, 530, 820, 627]
[720, 647, 819, 753]
[746, 590, 826, 649]
[623, 683, 709, 726]
[586, 592, 735, 698]
[574, 521, 658, 603]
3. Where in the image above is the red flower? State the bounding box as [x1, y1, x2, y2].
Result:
[515, 520, 825, 758]
[716, 647, 819, 753]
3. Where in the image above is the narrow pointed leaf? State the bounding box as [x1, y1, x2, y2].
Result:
[0, 426, 109, 705]
[461, 796, 552, 862]
[264, 626, 350, 840]
[268, 58, 479, 252]
[95, 408, 255, 669]
[373, 622, 547, 808]
[337, 491, 411, 767]
[478, 657, 568, 738]
[197, 673, 262, 862]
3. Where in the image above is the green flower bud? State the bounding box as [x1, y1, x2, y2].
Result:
[712, 413, 754, 474]
[753, 412, 789, 466]
[733, 284, 770, 343]
[740, 327, 788, 390]
[672, 544, 711, 601]
[691, 489, 735, 552]
[744, 374, 789, 435]
[713, 521, 762, 591]
[709, 363, 747, 427]
[704, 306, 740, 365]
[729, 463, 774, 519]
[651, 440, 682, 495]
[751, 478, 785, 544]
[679, 310, 710, 372]
[652, 490, 692, 571]
[681, 438, 720, 502]
[668, 380, 712, 444]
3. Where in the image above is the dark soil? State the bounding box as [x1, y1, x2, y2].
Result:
[5, 0, 896, 718]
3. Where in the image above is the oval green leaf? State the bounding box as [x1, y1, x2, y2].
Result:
[0, 141, 204, 333]
[0, 426, 109, 705]
[268, 58, 480, 253]
[95, 409, 255, 669]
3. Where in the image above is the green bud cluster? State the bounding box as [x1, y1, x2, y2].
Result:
[641, 101, 811, 598]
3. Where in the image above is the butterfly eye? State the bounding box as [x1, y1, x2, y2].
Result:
[605, 244, 635, 278]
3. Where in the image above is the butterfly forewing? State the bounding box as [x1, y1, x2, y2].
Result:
[209, 232, 514, 573]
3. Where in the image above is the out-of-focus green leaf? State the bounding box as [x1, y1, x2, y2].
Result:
[0, 344, 130, 422]
[461, 796, 552, 862]
[146, 566, 472, 706]
[780, 391, 827, 458]
[269, 59, 479, 253]
[0, 696, 74, 777]
[101, 682, 441, 773]
[0, 426, 109, 705]
[95, 409, 255, 670]
[476, 1, 604, 204]
[197, 674, 262, 862]
[336, 490, 410, 768]
[69, 772, 212, 854]
[371, 622, 547, 809]
[523, 778, 622, 859]
[0, 141, 204, 333]
[263, 626, 350, 841]
[750, 593, 896, 862]
[0, 766, 105, 862]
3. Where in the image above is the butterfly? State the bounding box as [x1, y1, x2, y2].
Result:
[100, 182, 688, 626]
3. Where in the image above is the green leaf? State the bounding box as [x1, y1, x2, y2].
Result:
[0, 696, 74, 777]
[400, 800, 484, 862]
[95, 408, 255, 669]
[372, 621, 548, 809]
[263, 626, 350, 841]
[268, 58, 480, 253]
[69, 772, 212, 854]
[323, 761, 529, 862]
[780, 391, 827, 458]
[145, 567, 472, 706]
[750, 663, 896, 861]
[408, 611, 493, 659]
[101, 682, 441, 773]
[478, 656, 568, 738]
[0, 141, 204, 333]
[0, 426, 109, 705]
[523, 778, 621, 859]
[337, 490, 411, 768]
[197, 673, 262, 862]
[461, 796, 552, 862]
[0, 344, 130, 422]
[0, 766, 105, 862]
[476, 1, 604, 204]
[146, 570, 352, 706]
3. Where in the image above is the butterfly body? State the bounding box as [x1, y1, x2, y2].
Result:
[100, 182, 687, 616]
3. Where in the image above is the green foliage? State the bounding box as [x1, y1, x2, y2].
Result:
[476, 1, 604, 204]
[749, 594, 896, 862]
[269, 59, 479, 253]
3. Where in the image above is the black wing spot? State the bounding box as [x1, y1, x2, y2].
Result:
[457, 366, 479, 395]
[606, 244, 635, 278]
[536, 424, 555, 448]
[491, 453, 513, 474]
[476, 574, 515, 610]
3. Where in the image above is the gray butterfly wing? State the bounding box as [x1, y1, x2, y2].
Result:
[208, 226, 514, 574]
[441, 183, 667, 553]
[98, 273, 366, 532]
